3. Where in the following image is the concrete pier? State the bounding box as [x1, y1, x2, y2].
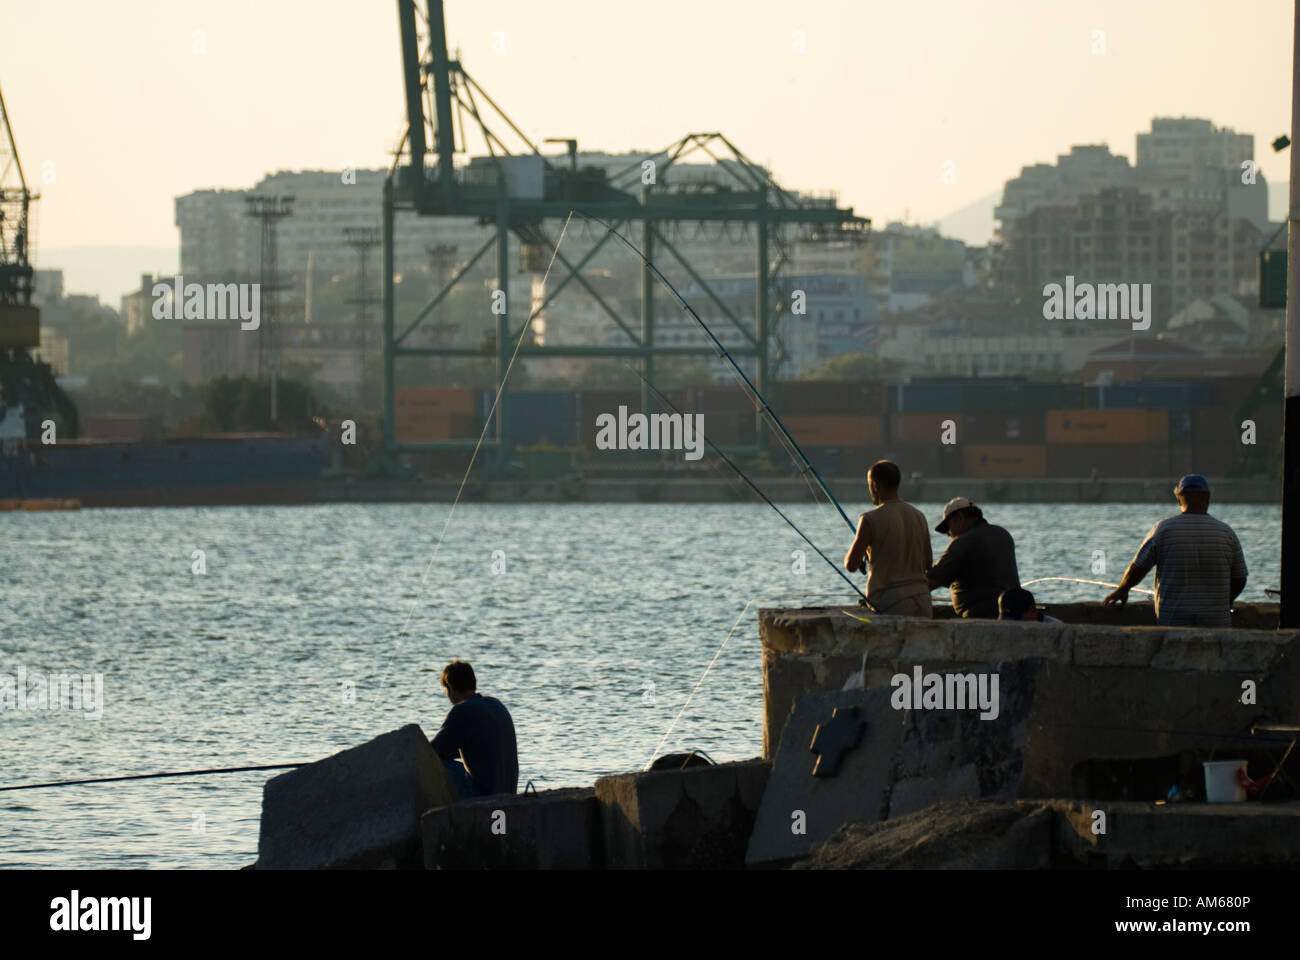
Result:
[759, 604, 1295, 758]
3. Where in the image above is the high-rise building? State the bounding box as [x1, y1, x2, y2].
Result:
[992, 117, 1274, 323]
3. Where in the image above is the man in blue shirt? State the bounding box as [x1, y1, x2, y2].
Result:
[430, 660, 518, 798]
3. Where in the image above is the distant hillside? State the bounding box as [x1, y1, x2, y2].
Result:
[936, 190, 1000, 247]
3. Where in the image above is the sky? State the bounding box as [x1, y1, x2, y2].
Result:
[5, 0, 1295, 304]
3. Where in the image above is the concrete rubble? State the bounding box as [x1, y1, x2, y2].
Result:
[249, 604, 1300, 869]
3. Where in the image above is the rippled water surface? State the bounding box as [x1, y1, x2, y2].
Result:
[0, 500, 1281, 868]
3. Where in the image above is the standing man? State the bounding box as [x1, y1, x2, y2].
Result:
[844, 460, 933, 616]
[1103, 475, 1247, 627]
[926, 497, 1020, 619]
[430, 660, 519, 798]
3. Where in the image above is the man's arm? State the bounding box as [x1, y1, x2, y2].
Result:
[1102, 557, 1155, 606]
[926, 538, 965, 590]
[1229, 533, 1248, 603]
[844, 514, 871, 573]
[1103, 525, 1159, 606]
[430, 706, 463, 762]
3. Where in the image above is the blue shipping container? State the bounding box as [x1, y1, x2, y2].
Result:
[507, 391, 576, 446]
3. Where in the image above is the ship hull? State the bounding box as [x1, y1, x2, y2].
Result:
[0, 434, 328, 507]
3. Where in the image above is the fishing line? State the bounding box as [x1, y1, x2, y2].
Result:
[1021, 576, 1155, 596]
[380, 212, 576, 676]
[0, 763, 306, 794]
[571, 210, 857, 533]
[644, 590, 856, 770]
[622, 361, 868, 603]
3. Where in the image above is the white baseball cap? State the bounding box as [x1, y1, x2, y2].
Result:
[936, 497, 975, 534]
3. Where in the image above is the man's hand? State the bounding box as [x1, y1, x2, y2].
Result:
[1102, 586, 1129, 606]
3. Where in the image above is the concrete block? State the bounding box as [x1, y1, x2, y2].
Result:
[595, 759, 770, 869]
[748, 685, 926, 866]
[256, 724, 456, 869]
[1055, 800, 1300, 868]
[422, 787, 602, 869]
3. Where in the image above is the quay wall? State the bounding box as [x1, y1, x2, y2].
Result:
[318, 475, 1281, 505]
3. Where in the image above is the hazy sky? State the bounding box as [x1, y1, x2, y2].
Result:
[6, 0, 1294, 300]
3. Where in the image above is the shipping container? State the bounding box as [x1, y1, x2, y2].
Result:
[1046, 443, 1172, 478]
[800, 446, 843, 478]
[964, 444, 1047, 478]
[695, 386, 754, 415]
[82, 415, 165, 441]
[1210, 376, 1264, 414]
[576, 391, 641, 448]
[394, 411, 477, 442]
[1045, 408, 1169, 445]
[962, 412, 1045, 444]
[784, 415, 883, 447]
[894, 379, 964, 413]
[506, 391, 576, 447]
[774, 380, 887, 416]
[702, 412, 756, 446]
[889, 412, 963, 445]
[394, 387, 478, 415]
[1088, 380, 1213, 410]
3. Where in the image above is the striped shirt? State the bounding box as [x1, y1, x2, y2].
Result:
[1131, 513, 1247, 627]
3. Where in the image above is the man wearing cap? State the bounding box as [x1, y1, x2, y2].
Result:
[1103, 475, 1247, 627]
[925, 498, 1020, 619]
[844, 460, 933, 616]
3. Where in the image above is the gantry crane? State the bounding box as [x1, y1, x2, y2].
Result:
[385, 0, 868, 468]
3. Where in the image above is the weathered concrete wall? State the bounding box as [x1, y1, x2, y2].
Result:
[748, 652, 1300, 865]
[422, 787, 602, 870]
[594, 759, 770, 869]
[760, 606, 1295, 758]
[257, 724, 456, 869]
[794, 797, 1300, 869]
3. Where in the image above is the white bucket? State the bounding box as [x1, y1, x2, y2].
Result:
[1202, 760, 1248, 803]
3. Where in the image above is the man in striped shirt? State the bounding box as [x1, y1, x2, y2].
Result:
[1103, 475, 1247, 627]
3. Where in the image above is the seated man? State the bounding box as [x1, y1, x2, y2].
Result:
[998, 587, 1061, 623]
[430, 660, 518, 798]
[926, 497, 1020, 619]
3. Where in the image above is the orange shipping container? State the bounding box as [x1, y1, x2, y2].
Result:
[964, 444, 1047, 478]
[785, 415, 883, 447]
[889, 412, 963, 444]
[1045, 408, 1168, 445]
[395, 388, 477, 415]
[394, 411, 477, 442]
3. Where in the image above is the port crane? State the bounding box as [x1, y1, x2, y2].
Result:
[384, 0, 869, 469]
[0, 83, 78, 441]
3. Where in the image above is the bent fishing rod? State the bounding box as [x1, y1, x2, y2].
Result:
[624, 362, 871, 607]
[572, 210, 858, 535]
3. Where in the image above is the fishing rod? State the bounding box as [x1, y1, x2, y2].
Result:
[0, 763, 306, 794]
[572, 210, 858, 534]
[626, 362, 870, 605]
